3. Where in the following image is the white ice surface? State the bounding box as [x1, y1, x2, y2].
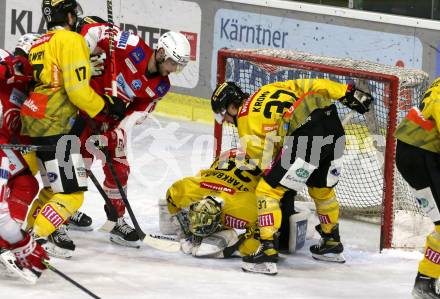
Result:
[0, 114, 424, 299]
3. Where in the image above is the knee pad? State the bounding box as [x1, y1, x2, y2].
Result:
[419, 228, 440, 278]
[33, 191, 84, 237]
[309, 187, 339, 233]
[255, 178, 287, 201]
[7, 172, 39, 223]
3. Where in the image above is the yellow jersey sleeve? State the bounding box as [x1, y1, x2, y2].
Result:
[270, 79, 347, 100]
[56, 31, 105, 117]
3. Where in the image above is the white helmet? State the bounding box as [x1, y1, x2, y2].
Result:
[15, 33, 41, 55]
[157, 31, 191, 72]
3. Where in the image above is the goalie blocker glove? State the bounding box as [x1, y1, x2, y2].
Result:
[339, 83, 373, 114]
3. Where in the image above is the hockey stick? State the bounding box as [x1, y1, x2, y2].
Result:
[86, 169, 118, 232]
[42, 260, 101, 299]
[102, 147, 180, 252]
[0, 144, 55, 151]
[107, 0, 117, 97]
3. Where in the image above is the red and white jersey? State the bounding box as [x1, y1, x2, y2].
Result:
[0, 50, 28, 144]
[80, 23, 170, 126]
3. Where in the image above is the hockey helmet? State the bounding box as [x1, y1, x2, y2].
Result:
[188, 196, 223, 237]
[157, 31, 191, 72]
[42, 0, 83, 28]
[15, 33, 41, 55]
[211, 82, 247, 123]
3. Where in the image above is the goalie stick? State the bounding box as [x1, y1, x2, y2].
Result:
[102, 147, 180, 252]
[42, 260, 101, 299]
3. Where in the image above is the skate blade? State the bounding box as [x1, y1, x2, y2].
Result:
[98, 220, 117, 233]
[312, 252, 345, 263]
[109, 235, 141, 249]
[68, 224, 94, 232]
[142, 234, 180, 253]
[241, 262, 278, 275]
[43, 243, 74, 259]
[411, 289, 423, 299]
[0, 251, 37, 284]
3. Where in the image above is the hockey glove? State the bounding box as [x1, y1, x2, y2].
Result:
[339, 84, 373, 114]
[90, 53, 106, 76]
[1, 55, 33, 84]
[102, 95, 127, 121]
[10, 233, 49, 275]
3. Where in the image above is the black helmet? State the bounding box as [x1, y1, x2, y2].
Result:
[76, 16, 106, 33]
[42, 0, 81, 28]
[211, 81, 247, 114]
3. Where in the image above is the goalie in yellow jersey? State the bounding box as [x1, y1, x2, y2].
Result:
[21, 0, 127, 258]
[395, 77, 440, 298]
[163, 149, 308, 259]
[211, 79, 373, 275]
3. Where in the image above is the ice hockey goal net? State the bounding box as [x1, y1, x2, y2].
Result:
[215, 48, 431, 249]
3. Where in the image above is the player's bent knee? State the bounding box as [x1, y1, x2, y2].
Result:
[308, 187, 335, 201]
[257, 195, 282, 240]
[8, 173, 40, 222]
[33, 192, 84, 237]
[255, 179, 287, 200]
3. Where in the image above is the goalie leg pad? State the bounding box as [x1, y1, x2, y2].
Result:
[158, 198, 178, 235]
[192, 229, 239, 258]
[288, 211, 308, 253]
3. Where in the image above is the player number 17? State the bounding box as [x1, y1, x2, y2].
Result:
[75, 66, 86, 81]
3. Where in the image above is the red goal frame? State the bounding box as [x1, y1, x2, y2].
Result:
[215, 48, 401, 250]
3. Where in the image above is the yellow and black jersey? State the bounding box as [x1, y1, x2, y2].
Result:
[395, 78, 440, 154]
[21, 29, 105, 137]
[166, 149, 261, 229]
[237, 79, 348, 169]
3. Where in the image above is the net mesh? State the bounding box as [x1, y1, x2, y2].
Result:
[217, 48, 430, 246]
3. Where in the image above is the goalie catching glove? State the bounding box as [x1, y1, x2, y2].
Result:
[339, 83, 373, 114]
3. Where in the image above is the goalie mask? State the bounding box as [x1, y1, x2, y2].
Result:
[211, 82, 247, 124]
[188, 196, 223, 237]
